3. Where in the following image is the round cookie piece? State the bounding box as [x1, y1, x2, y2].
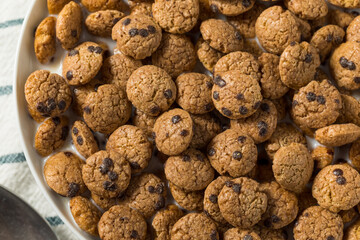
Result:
[291, 80, 342, 129]
[313, 164, 360, 212]
[85, 10, 125, 37]
[259, 181, 298, 229]
[71, 120, 99, 158]
[72, 79, 103, 116]
[252, 225, 288, 240]
[70, 196, 102, 236]
[327, 0, 360, 8]
[314, 123, 360, 147]
[132, 108, 157, 139]
[35, 116, 69, 157]
[200, 19, 244, 54]
[284, 0, 328, 20]
[273, 143, 313, 194]
[224, 228, 261, 240]
[329, 9, 355, 30]
[190, 113, 221, 150]
[80, 0, 127, 12]
[207, 129, 257, 177]
[165, 148, 214, 191]
[47, 0, 71, 14]
[169, 182, 204, 211]
[98, 205, 147, 240]
[152, 0, 199, 34]
[34, 16, 56, 64]
[44, 152, 86, 197]
[208, 0, 255, 16]
[293, 206, 344, 240]
[279, 41, 320, 90]
[170, 213, 219, 240]
[212, 70, 263, 119]
[312, 146, 334, 173]
[25, 70, 72, 121]
[152, 33, 197, 78]
[230, 100, 278, 144]
[126, 65, 176, 117]
[195, 37, 224, 72]
[218, 177, 268, 228]
[175, 73, 214, 114]
[255, 6, 301, 55]
[347, 16, 360, 43]
[112, 14, 162, 60]
[122, 173, 167, 218]
[82, 150, 131, 198]
[152, 205, 184, 240]
[153, 108, 193, 156]
[62, 42, 103, 85]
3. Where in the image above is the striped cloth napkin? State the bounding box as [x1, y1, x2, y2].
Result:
[0, 0, 77, 239]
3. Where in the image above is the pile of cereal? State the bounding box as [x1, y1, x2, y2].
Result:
[26, 0, 360, 239]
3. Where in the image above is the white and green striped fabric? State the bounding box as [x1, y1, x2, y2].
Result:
[0, 1, 77, 239]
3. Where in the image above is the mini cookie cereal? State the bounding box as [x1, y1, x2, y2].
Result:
[91, 192, 117, 211]
[152, 205, 184, 240]
[347, 16, 360, 43]
[200, 19, 244, 54]
[165, 148, 214, 191]
[207, 129, 257, 177]
[312, 146, 334, 172]
[224, 228, 261, 240]
[284, 0, 328, 20]
[252, 225, 288, 240]
[337, 94, 360, 126]
[152, 33, 197, 78]
[82, 150, 131, 198]
[329, 9, 355, 30]
[152, 0, 199, 34]
[69, 196, 102, 236]
[218, 177, 267, 228]
[209, 0, 255, 16]
[273, 143, 313, 193]
[85, 10, 125, 37]
[44, 152, 86, 197]
[126, 65, 176, 117]
[315, 123, 360, 147]
[56, 1, 82, 50]
[35, 116, 69, 157]
[34, 17, 56, 64]
[132, 108, 157, 139]
[112, 14, 162, 60]
[47, 0, 71, 14]
[80, 0, 127, 12]
[169, 182, 204, 211]
[72, 79, 103, 116]
[62, 41, 104, 86]
[189, 113, 221, 150]
[107, 125, 152, 173]
[83, 84, 131, 134]
[230, 100, 278, 144]
[255, 6, 301, 55]
[212, 70, 263, 119]
[71, 120, 98, 158]
[327, 0, 360, 8]
[195, 37, 224, 72]
[293, 206, 344, 240]
[313, 164, 360, 212]
[153, 108, 194, 156]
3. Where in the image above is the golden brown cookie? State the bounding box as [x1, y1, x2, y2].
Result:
[71, 120, 99, 158]
[152, 205, 184, 240]
[169, 182, 204, 211]
[315, 123, 360, 147]
[284, 0, 328, 20]
[224, 228, 261, 240]
[34, 17, 56, 64]
[47, 0, 71, 14]
[209, 0, 255, 16]
[195, 37, 224, 72]
[189, 113, 221, 150]
[85, 10, 125, 37]
[81, 0, 127, 12]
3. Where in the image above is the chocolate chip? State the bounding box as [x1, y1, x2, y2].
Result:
[72, 127, 78, 135]
[206, 81, 213, 89]
[208, 148, 215, 156]
[130, 161, 141, 169]
[334, 36, 343, 45]
[354, 77, 360, 83]
[148, 186, 155, 193]
[222, 107, 232, 116]
[242, 0, 251, 7]
[292, 100, 298, 107]
[156, 183, 165, 194]
[214, 75, 226, 87]
[340, 57, 349, 68]
[316, 95, 326, 104]
[47, 98, 56, 111]
[100, 158, 113, 174]
[172, 115, 181, 124]
[235, 31, 242, 41]
[180, 130, 189, 136]
[36, 102, 46, 113]
[304, 212, 309, 217]
[258, 121, 268, 136]
[209, 194, 217, 203]
[151, 132, 156, 139]
[239, 106, 248, 115]
[147, 25, 156, 34]
[163, 89, 173, 99]
[348, 61, 356, 70]
[139, 29, 149, 37]
[336, 176, 346, 185]
[333, 168, 343, 176]
[233, 151, 242, 160]
[225, 181, 233, 187]
[103, 181, 116, 191]
[306, 92, 316, 101]
[76, 135, 83, 145]
[61, 126, 69, 140]
[123, 18, 131, 26]
[290, 41, 296, 46]
[236, 93, 244, 100]
[129, 28, 138, 37]
[210, 230, 218, 240]
[67, 182, 80, 197]
[130, 230, 138, 239]
[64, 152, 72, 157]
[204, 209, 211, 217]
[260, 103, 270, 113]
[271, 215, 280, 223]
[210, 4, 218, 13]
[66, 71, 73, 81]
[196, 154, 204, 162]
[305, 54, 312, 63]
[52, 117, 60, 125]
[68, 49, 79, 56]
[155, 196, 165, 210]
[150, 105, 160, 114]
[112, 17, 121, 25]
[94, 47, 103, 54]
[88, 46, 95, 52]
[84, 106, 91, 114]
[238, 136, 246, 143]
[327, 236, 335, 240]
[108, 171, 118, 181]
[182, 154, 190, 162]
[71, 30, 77, 37]
[253, 101, 261, 109]
[213, 91, 220, 100]
[232, 183, 241, 193]
[244, 235, 253, 240]
[58, 100, 66, 110]
[326, 34, 333, 42]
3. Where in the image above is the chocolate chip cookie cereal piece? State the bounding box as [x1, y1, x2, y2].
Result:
[122, 173, 166, 218]
[329, 9, 355, 30]
[310, 25, 345, 62]
[81, 0, 127, 12]
[25, 70, 72, 121]
[195, 37, 224, 72]
[200, 19, 244, 54]
[126, 65, 176, 117]
[291, 80, 342, 129]
[34, 17, 56, 64]
[330, 41, 360, 90]
[170, 213, 219, 240]
[259, 181, 298, 229]
[258, 53, 289, 100]
[189, 113, 221, 149]
[35, 116, 69, 157]
[82, 150, 131, 198]
[165, 148, 214, 191]
[224, 228, 261, 240]
[107, 125, 152, 173]
[85, 10, 124, 37]
[56, 1, 82, 50]
[273, 143, 313, 193]
[72, 79, 103, 116]
[98, 205, 147, 240]
[132, 108, 157, 139]
[279, 41, 320, 90]
[337, 94, 360, 126]
[209, 0, 255, 16]
[345, 219, 360, 240]
[218, 177, 267, 228]
[71, 120, 99, 158]
[230, 100, 278, 144]
[169, 182, 204, 211]
[255, 6, 301, 55]
[152, 204, 184, 240]
[70, 196, 102, 236]
[47, 0, 71, 14]
[315, 123, 360, 147]
[284, 0, 328, 20]
[312, 146, 334, 173]
[207, 129, 257, 177]
[350, 139, 360, 171]
[327, 0, 360, 8]
[347, 16, 360, 43]
[152, 0, 199, 34]
[84, 84, 131, 134]
[294, 206, 344, 240]
[91, 192, 117, 211]
[153, 108, 193, 155]
[175, 73, 214, 114]
[112, 14, 162, 60]
[313, 164, 360, 212]
[62, 42, 103, 86]
[44, 152, 86, 197]
[203, 176, 232, 225]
